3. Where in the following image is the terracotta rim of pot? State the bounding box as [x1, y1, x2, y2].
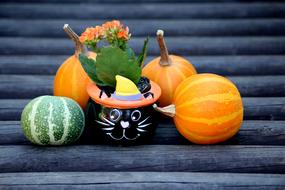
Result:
[87, 81, 161, 109]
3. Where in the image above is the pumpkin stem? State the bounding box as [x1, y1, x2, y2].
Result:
[157, 29, 172, 66]
[153, 104, 176, 117]
[63, 24, 88, 57]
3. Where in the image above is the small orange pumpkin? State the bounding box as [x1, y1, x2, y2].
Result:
[142, 30, 197, 107]
[154, 73, 243, 144]
[54, 24, 96, 109]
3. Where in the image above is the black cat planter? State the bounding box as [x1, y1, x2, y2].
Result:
[86, 75, 161, 144]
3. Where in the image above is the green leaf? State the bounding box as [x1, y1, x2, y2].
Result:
[137, 37, 149, 68]
[125, 46, 136, 60]
[95, 47, 142, 87]
[78, 54, 106, 86]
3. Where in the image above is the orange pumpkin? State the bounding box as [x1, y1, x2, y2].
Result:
[142, 30, 197, 107]
[54, 24, 96, 109]
[154, 73, 243, 144]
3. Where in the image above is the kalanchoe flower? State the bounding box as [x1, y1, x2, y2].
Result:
[102, 20, 122, 30]
[79, 26, 104, 47]
[102, 20, 131, 50]
[102, 20, 130, 39]
[117, 26, 130, 40]
[80, 20, 131, 50]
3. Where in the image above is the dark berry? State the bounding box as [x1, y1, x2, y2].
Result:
[137, 77, 151, 93]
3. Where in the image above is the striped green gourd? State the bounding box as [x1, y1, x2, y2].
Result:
[21, 95, 85, 145]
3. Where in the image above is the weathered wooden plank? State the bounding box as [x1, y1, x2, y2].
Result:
[0, 75, 284, 98]
[0, 56, 65, 75]
[192, 56, 285, 76]
[1, 120, 285, 145]
[0, 145, 284, 173]
[2, 184, 279, 190]
[1, 19, 285, 37]
[1, 0, 281, 3]
[1, 98, 284, 121]
[243, 98, 285, 120]
[1, 55, 284, 75]
[229, 76, 285, 97]
[1, 3, 284, 19]
[1, 172, 285, 190]
[1, 37, 285, 55]
[0, 100, 29, 121]
[0, 75, 52, 99]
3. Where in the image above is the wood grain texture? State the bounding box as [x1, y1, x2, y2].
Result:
[243, 98, 285, 120]
[1, 0, 281, 3]
[1, 37, 285, 55]
[1, 97, 284, 121]
[0, 172, 285, 190]
[1, 55, 285, 76]
[1, 3, 285, 19]
[0, 145, 284, 173]
[1, 75, 285, 98]
[0, 99, 30, 121]
[1, 120, 285, 145]
[1, 19, 285, 37]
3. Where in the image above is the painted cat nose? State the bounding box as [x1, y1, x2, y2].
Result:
[120, 121, 130, 129]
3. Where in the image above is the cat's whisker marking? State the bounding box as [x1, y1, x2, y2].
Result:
[107, 132, 124, 140]
[124, 130, 140, 140]
[138, 116, 150, 125]
[125, 134, 140, 140]
[95, 120, 110, 126]
[102, 127, 114, 131]
[137, 128, 147, 132]
[138, 123, 152, 128]
[101, 116, 115, 126]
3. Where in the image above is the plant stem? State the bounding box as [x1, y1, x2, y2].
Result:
[153, 104, 176, 117]
[63, 24, 87, 57]
[156, 29, 172, 66]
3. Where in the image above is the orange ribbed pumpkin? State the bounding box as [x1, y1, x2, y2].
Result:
[142, 30, 197, 107]
[54, 24, 96, 109]
[154, 73, 243, 144]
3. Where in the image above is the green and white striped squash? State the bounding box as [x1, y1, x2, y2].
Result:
[21, 95, 85, 145]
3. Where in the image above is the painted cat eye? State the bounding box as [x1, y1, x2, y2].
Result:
[131, 110, 141, 121]
[109, 109, 121, 122]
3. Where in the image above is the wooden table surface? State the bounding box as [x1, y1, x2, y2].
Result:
[1, 0, 285, 189]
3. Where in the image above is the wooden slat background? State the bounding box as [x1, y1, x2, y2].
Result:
[0, 0, 285, 189]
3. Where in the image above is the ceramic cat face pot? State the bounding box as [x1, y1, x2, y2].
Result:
[86, 76, 161, 144]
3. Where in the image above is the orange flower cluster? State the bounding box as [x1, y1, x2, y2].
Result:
[103, 20, 130, 41]
[102, 20, 121, 30]
[79, 20, 130, 46]
[79, 26, 104, 44]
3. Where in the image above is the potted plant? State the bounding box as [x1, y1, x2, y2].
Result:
[79, 20, 161, 144]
